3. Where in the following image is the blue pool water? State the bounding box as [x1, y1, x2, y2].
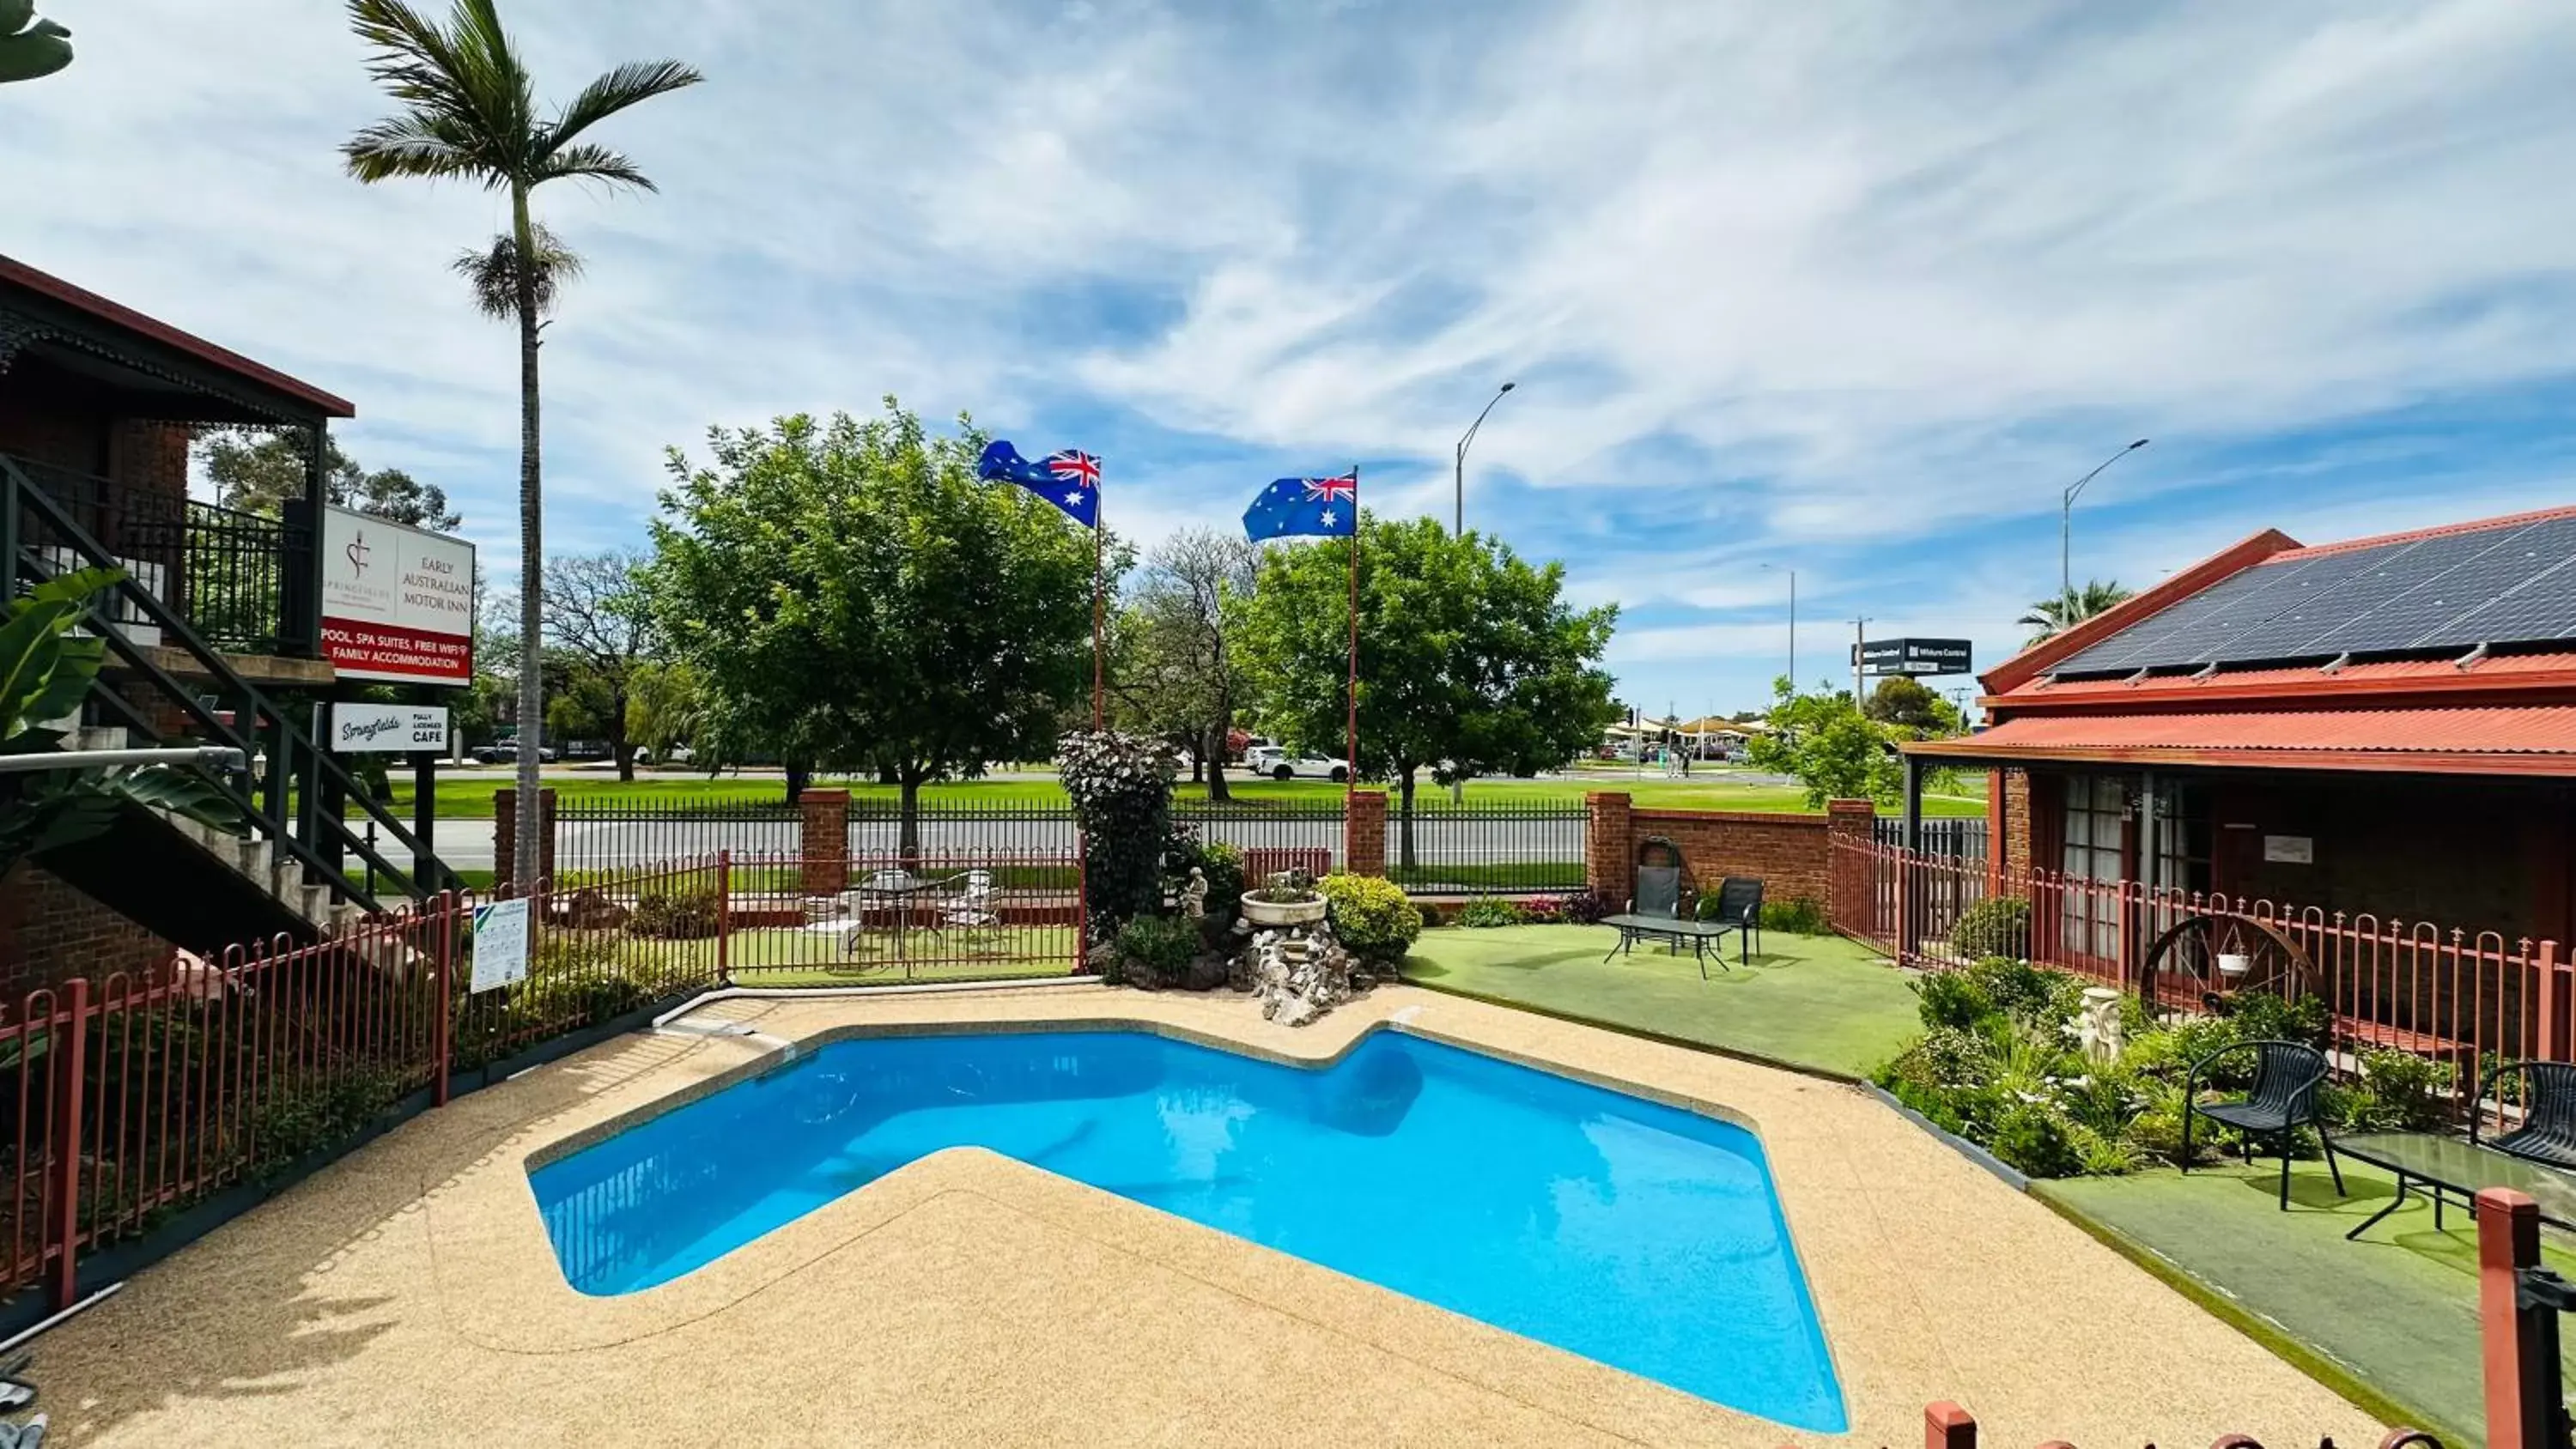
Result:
[527, 1028, 1846, 1430]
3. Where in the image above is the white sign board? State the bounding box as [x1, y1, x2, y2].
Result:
[469, 898, 532, 993]
[329, 703, 451, 754]
[2262, 834, 2315, 864]
[320, 506, 476, 685]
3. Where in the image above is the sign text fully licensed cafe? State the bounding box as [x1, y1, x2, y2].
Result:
[319, 506, 476, 685]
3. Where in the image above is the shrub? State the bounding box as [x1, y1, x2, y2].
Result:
[1319, 874, 1423, 963]
[2338, 1048, 2454, 1132]
[1963, 955, 2085, 1028]
[1947, 896, 2031, 959]
[1913, 971, 1995, 1032]
[629, 887, 721, 940]
[1759, 897, 1827, 935]
[1452, 899, 1527, 929]
[1518, 897, 1565, 925]
[1989, 1101, 2083, 1178]
[1558, 890, 1617, 925]
[1058, 729, 1177, 945]
[2213, 990, 2331, 1052]
[1113, 914, 1202, 990]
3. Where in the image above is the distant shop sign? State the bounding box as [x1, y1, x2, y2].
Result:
[1852, 638, 1975, 677]
[320, 506, 475, 685]
[328, 703, 451, 754]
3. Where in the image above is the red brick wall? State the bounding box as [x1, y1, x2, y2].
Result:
[1586, 794, 1856, 911]
[491, 788, 557, 887]
[799, 790, 848, 894]
[0, 358, 112, 472]
[0, 862, 176, 994]
[2001, 768, 2033, 875]
[107, 419, 189, 500]
[1344, 791, 1387, 877]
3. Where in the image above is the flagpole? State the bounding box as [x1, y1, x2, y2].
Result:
[1346, 466, 1359, 802]
[1092, 493, 1106, 730]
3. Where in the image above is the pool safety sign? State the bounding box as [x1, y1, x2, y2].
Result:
[320, 506, 477, 685]
[327, 703, 451, 754]
[470, 898, 532, 994]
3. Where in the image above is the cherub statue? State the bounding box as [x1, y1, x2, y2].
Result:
[1179, 866, 1210, 919]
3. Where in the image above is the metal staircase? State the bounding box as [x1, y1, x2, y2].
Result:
[4, 456, 462, 941]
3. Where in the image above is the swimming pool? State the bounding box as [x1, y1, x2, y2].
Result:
[527, 1028, 1847, 1431]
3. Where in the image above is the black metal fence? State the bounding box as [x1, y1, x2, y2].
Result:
[1874, 816, 1988, 862]
[7, 456, 303, 655]
[849, 799, 1082, 859]
[1386, 798, 1588, 895]
[556, 797, 803, 876]
[1176, 800, 1346, 876]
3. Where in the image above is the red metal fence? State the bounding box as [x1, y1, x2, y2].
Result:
[0, 848, 1084, 1316]
[1832, 835, 2575, 1088]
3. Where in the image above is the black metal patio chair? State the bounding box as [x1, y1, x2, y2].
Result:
[1704, 876, 1764, 962]
[2472, 1061, 2576, 1170]
[2182, 1039, 2346, 1210]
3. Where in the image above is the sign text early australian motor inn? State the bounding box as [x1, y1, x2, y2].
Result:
[319, 506, 476, 685]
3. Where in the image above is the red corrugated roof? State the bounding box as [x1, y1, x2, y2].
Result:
[1994, 651, 2576, 703]
[0, 255, 355, 419]
[1910, 706, 2576, 775]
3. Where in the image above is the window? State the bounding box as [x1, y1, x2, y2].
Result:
[2059, 773, 2128, 960]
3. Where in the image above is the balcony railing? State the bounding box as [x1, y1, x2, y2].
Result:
[3, 453, 305, 657]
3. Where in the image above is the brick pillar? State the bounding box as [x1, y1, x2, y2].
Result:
[2001, 768, 2033, 876]
[1585, 791, 1633, 902]
[1826, 797, 1876, 937]
[1343, 791, 1388, 878]
[799, 789, 851, 897]
[491, 788, 557, 888]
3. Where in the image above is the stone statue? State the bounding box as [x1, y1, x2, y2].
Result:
[0, 2, 72, 85]
[1179, 867, 1209, 919]
[2075, 986, 2126, 1064]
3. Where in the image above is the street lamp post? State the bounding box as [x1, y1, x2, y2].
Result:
[2060, 439, 2151, 620]
[1454, 381, 1517, 538]
[1451, 381, 1516, 803]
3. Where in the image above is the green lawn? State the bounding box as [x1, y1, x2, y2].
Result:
[361, 768, 1986, 819]
[2042, 1162, 2576, 1446]
[1400, 923, 1923, 1078]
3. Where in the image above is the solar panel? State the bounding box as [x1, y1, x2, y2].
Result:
[2052, 560, 2307, 673]
[2171, 544, 2401, 664]
[2296, 516, 2573, 657]
[2201, 535, 2474, 662]
[2416, 547, 2576, 647]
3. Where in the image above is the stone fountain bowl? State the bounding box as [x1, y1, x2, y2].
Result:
[1240, 894, 1329, 929]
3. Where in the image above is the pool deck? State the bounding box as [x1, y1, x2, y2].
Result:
[35, 985, 2376, 1447]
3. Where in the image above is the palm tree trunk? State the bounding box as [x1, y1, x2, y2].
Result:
[510, 184, 545, 895]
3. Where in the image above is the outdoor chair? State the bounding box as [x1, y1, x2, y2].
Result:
[1705, 876, 1765, 961]
[2472, 1060, 2576, 1170]
[2182, 1039, 2345, 1210]
[1632, 864, 1684, 921]
[1597, 865, 1739, 977]
[942, 869, 1002, 947]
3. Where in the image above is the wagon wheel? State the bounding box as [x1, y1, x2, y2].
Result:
[2135, 912, 2314, 1022]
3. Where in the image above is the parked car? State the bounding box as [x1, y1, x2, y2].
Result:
[471, 741, 556, 764]
[1248, 749, 1348, 783]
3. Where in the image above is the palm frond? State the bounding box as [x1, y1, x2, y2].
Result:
[341, 112, 485, 184]
[451, 223, 586, 320]
[545, 58, 703, 152]
[343, 0, 539, 186]
[536, 142, 654, 191]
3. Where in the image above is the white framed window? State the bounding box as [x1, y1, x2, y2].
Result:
[2059, 774, 2127, 959]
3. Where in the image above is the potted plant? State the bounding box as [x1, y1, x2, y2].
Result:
[1238, 868, 1328, 930]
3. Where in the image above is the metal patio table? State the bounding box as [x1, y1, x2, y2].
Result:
[847, 869, 949, 979]
[2333, 1131, 2576, 1240]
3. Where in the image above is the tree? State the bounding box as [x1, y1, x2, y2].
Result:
[1862, 676, 1962, 735]
[1747, 678, 1902, 807]
[647, 405, 1100, 854]
[2019, 579, 2134, 641]
[1233, 515, 1619, 864]
[343, 0, 702, 894]
[625, 658, 705, 766]
[541, 550, 654, 780]
[1117, 529, 1257, 803]
[202, 432, 462, 530]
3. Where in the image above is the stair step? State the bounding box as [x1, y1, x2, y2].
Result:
[236, 838, 272, 878]
[73, 725, 129, 754]
[270, 858, 305, 903]
[295, 882, 330, 924]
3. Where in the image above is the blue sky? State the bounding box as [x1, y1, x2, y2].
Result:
[9, 0, 2576, 718]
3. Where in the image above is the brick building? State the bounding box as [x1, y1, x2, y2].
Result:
[1899, 504, 2576, 953]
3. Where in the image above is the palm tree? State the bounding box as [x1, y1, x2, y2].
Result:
[2020, 579, 2135, 641]
[342, 0, 700, 893]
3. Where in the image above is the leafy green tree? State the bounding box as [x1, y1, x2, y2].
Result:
[1863, 676, 1962, 735]
[202, 432, 462, 530]
[343, 0, 702, 893]
[1233, 514, 1619, 864]
[540, 550, 654, 780]
[1747, 677, 1903, 807]
[2019, 579, 2134, 641]
[1115, 528, 1257, 802]
[647, 405, 1103, 855]
[626, 658, 705, 767]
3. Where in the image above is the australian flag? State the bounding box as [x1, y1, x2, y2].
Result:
[978, 440, 1101, 528]
[1242, 472, 1358, 541]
